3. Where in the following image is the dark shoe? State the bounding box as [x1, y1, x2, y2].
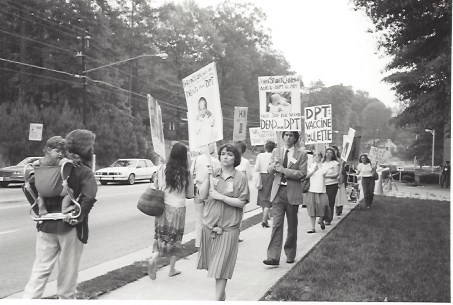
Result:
[286, 258, 295, 264]
[261, 222, 270, 228]
[239, 238, 244, 242]
[320, 222, 325, 230]
[307, 229, 316, 234]
[263, 258, 279, 266]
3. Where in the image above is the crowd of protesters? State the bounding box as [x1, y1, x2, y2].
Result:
[21, 130, 376, 301]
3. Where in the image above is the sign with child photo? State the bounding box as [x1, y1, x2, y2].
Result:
[183, 62, 223, 150]
[258, 75, 302, 131]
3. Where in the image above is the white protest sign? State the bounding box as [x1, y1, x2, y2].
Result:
[304, 104, 332, 144]
[249, 127, 278, 146]
[341, 127, 355, 160]
[369, 146, 391, 164]
[183, 62, 223, 150]
[258, 75, 302, 131]
[29, 123, 43, 141]
[147, 94, 166, 160]
[233, 107, 248, 141]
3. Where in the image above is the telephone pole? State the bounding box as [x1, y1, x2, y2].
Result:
[76, 33, 90, 126]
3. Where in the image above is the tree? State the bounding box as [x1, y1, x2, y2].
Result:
[353, 0, 451, 163]
[361, 101, 393, 146]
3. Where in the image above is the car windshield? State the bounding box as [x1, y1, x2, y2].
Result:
[17, 157, 41, 166]
[111, 160, 137, 168]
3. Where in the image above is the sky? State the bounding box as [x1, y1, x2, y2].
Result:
[158, 0, 398, 108]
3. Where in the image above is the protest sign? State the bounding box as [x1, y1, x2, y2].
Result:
[183, 62, 223, 150]
[233, 107, 248, 141]
[29, 123, 43, 141]
[369, 146, 391, 164]
[304, 104, 332, 144]
[147, 94, 166, 160]
[341, 127, 355, 160]
[249, 127, 277, 146]
[258, 75, 302, 131]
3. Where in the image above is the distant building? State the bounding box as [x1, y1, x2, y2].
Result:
[385, 139, 398, 153]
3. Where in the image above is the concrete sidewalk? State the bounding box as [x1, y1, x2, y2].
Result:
[99, 203, 355, 301]
[7, 180, 448, 301]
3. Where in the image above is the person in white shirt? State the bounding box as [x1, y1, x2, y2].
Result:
[190, 144, 221, 248]
[234, 141, 253, 182]
[322, 148, 340, 225]
[356, 154, 377, 208]
[254, 141, 276, 228]
[304, 152, 329, 233]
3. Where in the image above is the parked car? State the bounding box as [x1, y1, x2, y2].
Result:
[0, 157, 41, 187]
[94, 158, 157, 185]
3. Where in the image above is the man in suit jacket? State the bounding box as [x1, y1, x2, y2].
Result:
[263, 131, 307, 265]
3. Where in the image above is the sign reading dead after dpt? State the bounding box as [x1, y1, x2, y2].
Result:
[304, 104, 332, 144]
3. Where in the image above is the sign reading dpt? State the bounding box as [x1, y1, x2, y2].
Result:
[304, 104, 332, 144]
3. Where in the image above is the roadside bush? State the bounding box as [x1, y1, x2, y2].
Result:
[402, 175, 414, 183]
[419, 173, 440, 184]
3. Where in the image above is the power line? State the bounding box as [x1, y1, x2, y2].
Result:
[0, 28, 75, 55]
[0, 66, 81, 86]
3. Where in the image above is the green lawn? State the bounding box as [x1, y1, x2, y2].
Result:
[264, 196, 450, 302]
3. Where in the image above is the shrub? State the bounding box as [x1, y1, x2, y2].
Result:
[419, 173, 440, 184]
[402, 175, 415, 183]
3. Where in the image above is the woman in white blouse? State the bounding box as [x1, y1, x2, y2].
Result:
[304, 152, 329, 233]
[356, 154, 377, 208]
[254, 141, 276, 227]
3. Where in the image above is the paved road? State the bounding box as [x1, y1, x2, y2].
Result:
[0, 182, 189, 298]
[0, 175, 259, 299]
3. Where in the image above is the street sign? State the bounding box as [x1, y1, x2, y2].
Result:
[397, 161, 404, 171]
[29, 123, 43, 141]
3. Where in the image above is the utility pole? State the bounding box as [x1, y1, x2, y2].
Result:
[76, 33, 90, 126]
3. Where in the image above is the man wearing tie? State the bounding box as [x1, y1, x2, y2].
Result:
[263, 131, 307, 266]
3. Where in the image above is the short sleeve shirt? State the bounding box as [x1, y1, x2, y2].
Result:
[308, 162, 327, 193]
[202, 168, 249, 230]
[357, 163, 373, 177]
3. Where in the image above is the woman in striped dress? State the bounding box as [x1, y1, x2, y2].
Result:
[197, 144, 250, 301]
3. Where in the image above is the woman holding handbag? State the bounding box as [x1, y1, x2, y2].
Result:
[254, 140, 276, 228]
[356, 154, 377, 209]
[197, 143, 249, 301]
[148, 142, 194, 280]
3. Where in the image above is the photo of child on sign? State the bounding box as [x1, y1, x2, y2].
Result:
[194, 96, 217, 144]
[266, 92, 292, 113]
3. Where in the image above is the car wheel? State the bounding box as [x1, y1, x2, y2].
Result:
[100, 181, 108, 185]
[0, 182, 9, 188]
[127, 174, 135, 185]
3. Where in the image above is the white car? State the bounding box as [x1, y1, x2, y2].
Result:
[95, 159, 157, 185]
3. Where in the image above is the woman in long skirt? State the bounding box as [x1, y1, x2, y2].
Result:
[148, 142, 194, 279]
[304, 152, 329, 233]
[254, 141, 276, 227]
[197, 144, 250, 301]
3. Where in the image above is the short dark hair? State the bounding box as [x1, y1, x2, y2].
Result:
[281, 131, 299, 143]
[234, 141, 247, 154]
[264, 141, 276, 153]
[359, 154, 371, 164]
[218, 144, 241, 167]
[198, 97, 207, 109]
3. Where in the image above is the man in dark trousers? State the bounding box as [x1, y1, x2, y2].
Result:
[263, 131, 307, 266]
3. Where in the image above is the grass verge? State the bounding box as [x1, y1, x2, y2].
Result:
[44, 212, 263, 299]
[262, 195, 450, 302]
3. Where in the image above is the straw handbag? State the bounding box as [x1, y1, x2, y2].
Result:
[137, 166, 165, 217]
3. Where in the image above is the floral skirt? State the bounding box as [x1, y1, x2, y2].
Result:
[153, 204, 186, 257]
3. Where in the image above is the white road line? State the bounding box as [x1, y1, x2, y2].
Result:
[0, 204, 26, 210]
[0, 229, 18, 235]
